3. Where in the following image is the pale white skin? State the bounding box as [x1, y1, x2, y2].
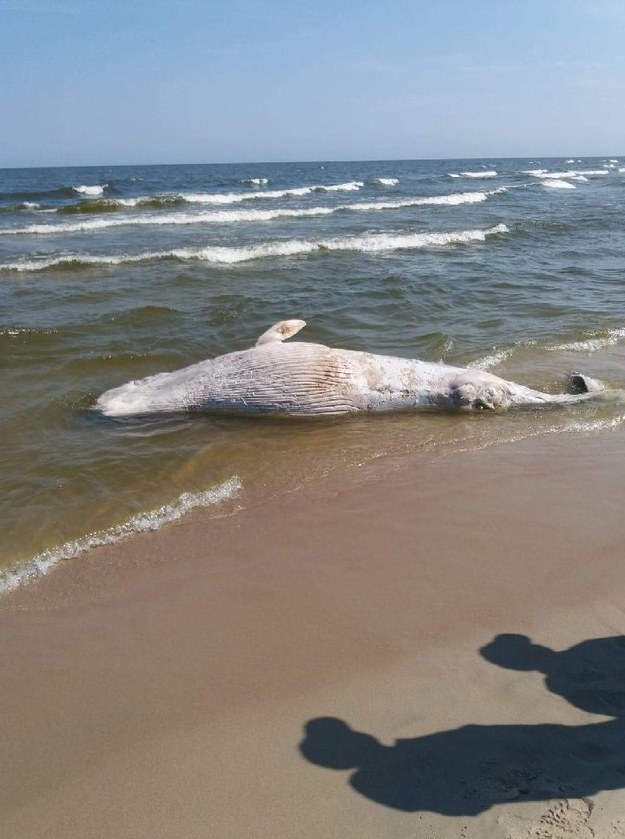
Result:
[96, 319, 601, 418]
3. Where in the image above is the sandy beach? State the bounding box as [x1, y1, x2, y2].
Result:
[3, 428, 625, 838]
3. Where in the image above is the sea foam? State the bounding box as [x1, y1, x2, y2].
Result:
[182, 181, 364, 204]
[185, 222, 509, 262]
[0, 476, 242, 596]
[542, 179, 576, 189]
[546, 328, 625, 353]
[466, 346, 517, 370]
[524, 169, 608, 179]
[64, 181, 365, 211]
[351, 188, 504, 212]
[73, 184, 107, 196]
[165, 223, 508, 264]
[449, 170, 497, 179]
[1, 190, 505, 236]
[0, 224, 509, 271]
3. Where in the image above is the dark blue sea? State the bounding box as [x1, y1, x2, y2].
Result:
[1, 157, 624, 589]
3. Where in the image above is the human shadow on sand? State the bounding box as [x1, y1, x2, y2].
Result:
[299, 634, 625, 816]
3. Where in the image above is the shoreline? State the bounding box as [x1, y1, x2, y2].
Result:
[3, 428, 625, 837]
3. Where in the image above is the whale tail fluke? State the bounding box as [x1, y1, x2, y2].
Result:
[255, 319, 307, 346]
[566, 371, 606, 394]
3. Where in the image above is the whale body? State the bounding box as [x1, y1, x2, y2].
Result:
[95, 319, 602, 418]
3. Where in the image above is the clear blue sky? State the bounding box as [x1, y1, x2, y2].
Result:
[2, 0, 624, 167]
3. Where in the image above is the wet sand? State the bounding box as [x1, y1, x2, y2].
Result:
[2, 429, 625, 838]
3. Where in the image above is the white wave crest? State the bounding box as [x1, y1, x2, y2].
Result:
[0, 224, 508, 272]
[525, 169, 608, 179]
[369, 177, 399, 186]
[0, 252, 155, 271]
[167, 223, 509, 264]
[2, 190, 506, 236]
[0, 327, 58, 337]
[320, 181, 363, 192]
[546, 328, 625, 353]
[238, 177, 268, 186]
[449, 170, 497, 179]
[182, 181, 364, 204]
[73, 184, 107, 196]
[0, 207, 336, 235]
[91, 181, 365, 210]
[351, 188, 504, 212]
[542, 179, 576, 189]
[466, 346, 516, 371]
[0, 476, 242, 596]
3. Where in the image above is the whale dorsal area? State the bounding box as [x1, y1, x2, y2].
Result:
[255, 319, 307, 346]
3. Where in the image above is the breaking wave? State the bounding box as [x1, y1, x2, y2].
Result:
[54, 181, 365, 213]
[73, 184, 108, 197]
[523, 169, 609, 179]
[546, 328, 625, 353]
[1, 184, 108, 201]
[449, 170, 497, 179]
[466, 346, 517, 370]
[0, 224, 508, 272]
[0, 190, 506, 236]
[181, 180, 364, 204]
[542, 179, 576, 190]
[350, 188, 505, 211]
[368, 177, 399, 186]
[0, 476, 242, 595]
[468, 327, 625, 370]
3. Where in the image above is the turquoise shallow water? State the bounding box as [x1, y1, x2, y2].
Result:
[1, 157, 625, 588]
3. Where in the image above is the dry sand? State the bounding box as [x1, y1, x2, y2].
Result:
[2, 429, 625, 838]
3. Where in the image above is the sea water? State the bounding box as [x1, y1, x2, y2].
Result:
[1, 157, 624, 590]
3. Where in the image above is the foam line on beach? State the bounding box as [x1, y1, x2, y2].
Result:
[448, 412, 625, 457]
[0, 189, 505, 236]
[0, 224, 509, 271]
[0, 476, 242, 596]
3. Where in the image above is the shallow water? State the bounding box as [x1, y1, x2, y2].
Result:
[1, 157, 625, 587]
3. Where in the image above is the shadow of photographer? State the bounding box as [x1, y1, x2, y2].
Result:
[300, 634, 625, 816]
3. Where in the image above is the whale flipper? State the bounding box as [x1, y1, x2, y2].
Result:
[255, 319, 307, 346]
